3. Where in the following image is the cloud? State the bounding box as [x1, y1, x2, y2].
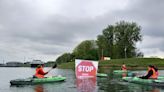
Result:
[120, 0, 164, 57]
[0, 0, 164, 62]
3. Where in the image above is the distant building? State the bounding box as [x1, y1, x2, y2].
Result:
[24, 62, 31, 64]
[101, 57, 111, 60]
[30, 60, 44, 67]
[104, 57, 111, 60]
[0, 63, 5, 67]
[6, 61, 23, 67]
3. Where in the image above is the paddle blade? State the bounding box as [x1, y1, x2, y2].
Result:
[52, 64, 57, 68]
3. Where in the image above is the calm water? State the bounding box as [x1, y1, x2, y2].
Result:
[0, 67, 164, 92]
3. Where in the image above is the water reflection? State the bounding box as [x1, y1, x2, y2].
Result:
[149, 88, 160, 92]
[122, 73, 127, 77]
[127, 84, 161, 92]
[34, 85, 44, 92]
[76, 77, 96, 92]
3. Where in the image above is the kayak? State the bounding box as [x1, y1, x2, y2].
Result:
[157, 76, 164, 80]
[10, 76, 66, 85]
[97, 73, 108, 77]
[122, 77, 164, 87]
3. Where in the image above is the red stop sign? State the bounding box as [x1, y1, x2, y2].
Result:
[76, 60, 97, 78]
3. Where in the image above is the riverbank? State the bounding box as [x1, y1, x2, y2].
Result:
[58, 58, 164, 71]
[0, 62, 55, 67]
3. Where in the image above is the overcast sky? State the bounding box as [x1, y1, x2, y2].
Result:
[0, 0, 164, 63]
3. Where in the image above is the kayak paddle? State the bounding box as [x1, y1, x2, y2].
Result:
[47, 63, 57, 73]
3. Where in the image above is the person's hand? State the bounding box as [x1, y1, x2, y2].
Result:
[45, 72, 48, 75]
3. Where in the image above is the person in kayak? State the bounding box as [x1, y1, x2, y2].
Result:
[139, 65, 158, 79]
[121, 64, 127, 77]
[121, 64, 127, 71]
[34, 64, 48, 78]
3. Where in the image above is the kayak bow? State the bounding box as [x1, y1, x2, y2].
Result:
[97, 73, 108, 77]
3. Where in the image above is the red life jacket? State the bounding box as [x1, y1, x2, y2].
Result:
[35, 67, 45, 78]
[122, 65, 127, 71]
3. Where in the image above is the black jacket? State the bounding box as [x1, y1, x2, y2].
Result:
[139, 70, 153, 79]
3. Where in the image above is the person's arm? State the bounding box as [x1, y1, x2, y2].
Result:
[140, 70, 153, 79]
[38, 69, 48, 75]
[145, 70, 153, 78]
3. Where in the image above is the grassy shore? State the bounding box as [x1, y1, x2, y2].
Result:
[58, 58, 164, 71]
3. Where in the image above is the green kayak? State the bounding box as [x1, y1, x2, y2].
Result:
[97, 73, 108, 77]
[10, 76, 66, 85]
[122, 77, 164, 87]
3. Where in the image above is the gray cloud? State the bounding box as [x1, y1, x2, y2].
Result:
[0, 0, 164, 62]
[117, 0, 164, 56]
[116, 0, 164, 37]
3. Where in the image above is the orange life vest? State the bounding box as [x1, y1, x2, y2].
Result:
[122, 65, 127, 71]
[35, 68, 44, 78]
[148, 68, 158, 79]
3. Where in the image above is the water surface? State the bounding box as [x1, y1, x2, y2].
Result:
[0, 67, 164, 92]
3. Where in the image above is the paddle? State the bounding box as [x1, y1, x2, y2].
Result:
[47, 63, 57, 73]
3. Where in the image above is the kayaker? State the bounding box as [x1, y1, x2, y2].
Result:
[139, 65, 158, 79]
[34, 64, 48, 78]
[121, 64, 127, 71]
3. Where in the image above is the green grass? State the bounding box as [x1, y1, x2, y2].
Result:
[58, 58, 164, 70]
[58, 62, 75, 69]
[100, 58, 164, 67]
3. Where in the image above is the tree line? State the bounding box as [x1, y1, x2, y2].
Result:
[56, 21, 143, 64]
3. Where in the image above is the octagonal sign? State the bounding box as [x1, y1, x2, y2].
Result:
[75, 59, 98, 78]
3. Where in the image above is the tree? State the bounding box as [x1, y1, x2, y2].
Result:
[114, 21, 142, 58]
[96, 21, 143, 59]
[96, 25, 116, 59]
[73, 40, 99, 60]
[96, 35, 109, 59]
[56, 53, 74, 64]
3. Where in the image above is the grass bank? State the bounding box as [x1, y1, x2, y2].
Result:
[58, 58, 164, 71]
